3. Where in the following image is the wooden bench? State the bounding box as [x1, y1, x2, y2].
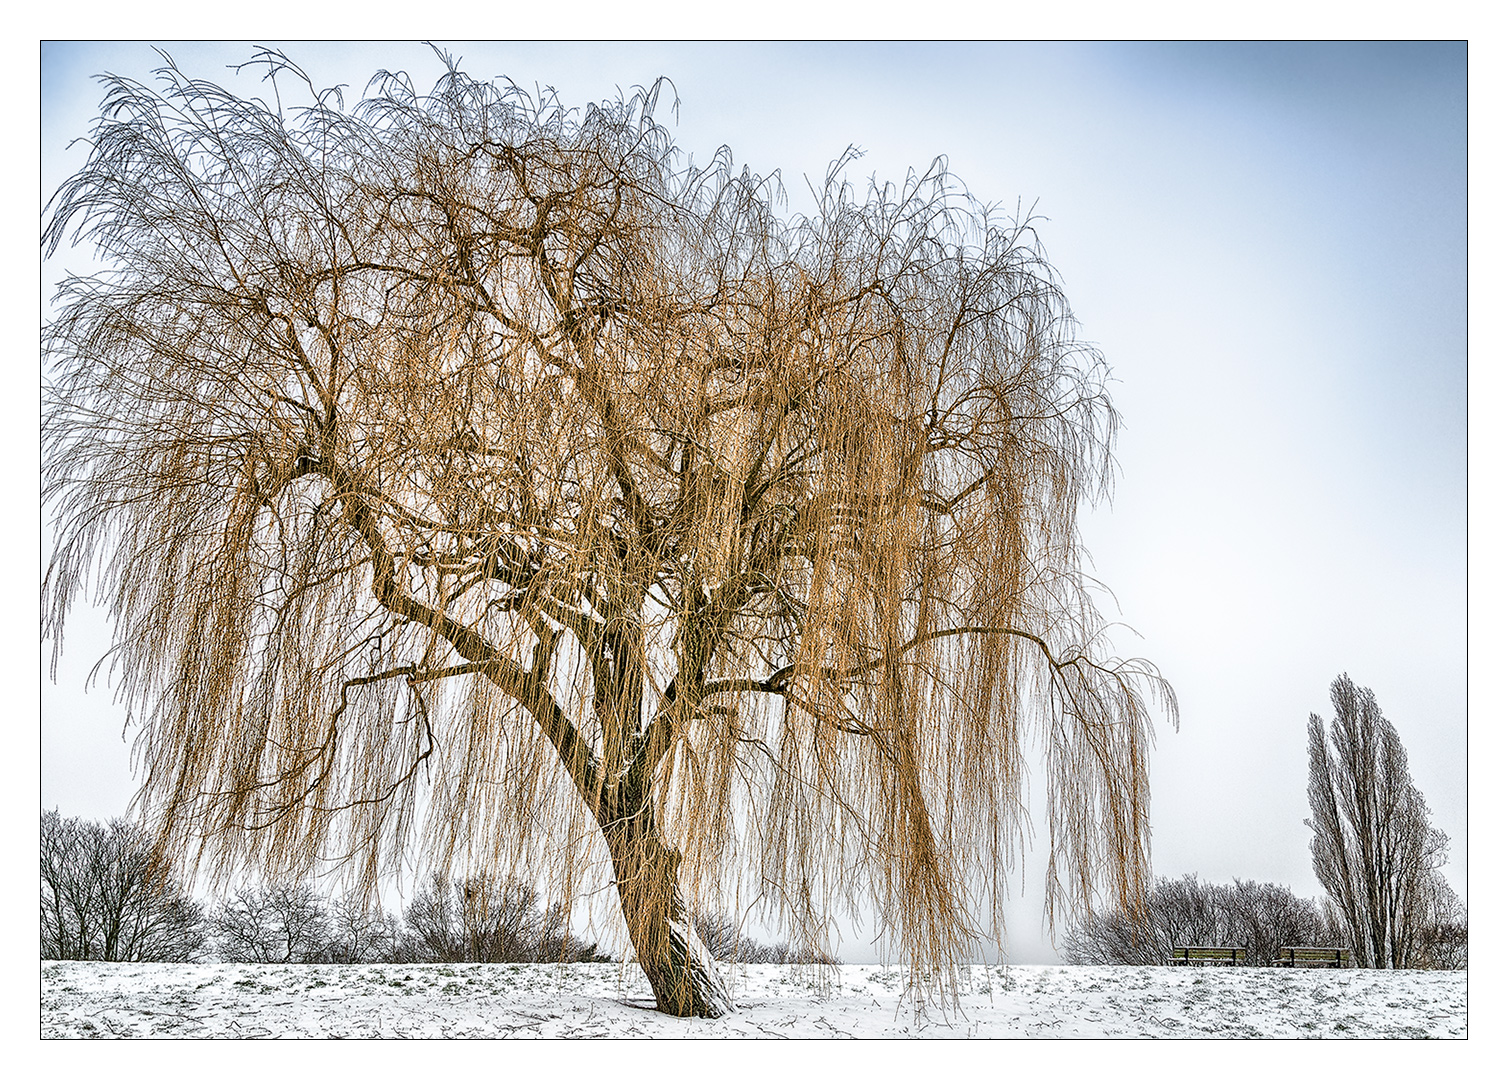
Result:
[1274, 946, 1350, 968]
[1168, 946, 1246, 966]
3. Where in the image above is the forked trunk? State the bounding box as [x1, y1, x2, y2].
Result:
[602, 813, 734, 1018]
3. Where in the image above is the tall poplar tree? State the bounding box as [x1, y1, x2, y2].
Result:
[1306, 674, 1449, 968]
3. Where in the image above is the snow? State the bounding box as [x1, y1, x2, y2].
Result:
[40, 961, 1466, 1039]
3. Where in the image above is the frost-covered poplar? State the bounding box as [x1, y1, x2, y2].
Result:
[1306, 675, 1451, 969]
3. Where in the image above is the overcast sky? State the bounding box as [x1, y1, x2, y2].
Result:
[39, 41, 1470, 963]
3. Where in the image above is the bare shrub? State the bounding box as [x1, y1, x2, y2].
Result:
[401, 873, 610, 963]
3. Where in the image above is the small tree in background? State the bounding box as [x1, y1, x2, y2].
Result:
[536, 898, 616, 964]
[323, 893, 405, 964]
[1416, 877, 1467, 970]
[1306, 674, 1455, 969]
[1220, 879, 1332, 968]
[41, 810, 207, 962]
[1149, 874, 1226, 959]
[1058, 900, 1164, 966]
[213, 883, 332, 963]
[402, 873, 535, 963]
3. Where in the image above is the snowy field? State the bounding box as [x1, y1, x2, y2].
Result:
[41, 960, 1465, 1039]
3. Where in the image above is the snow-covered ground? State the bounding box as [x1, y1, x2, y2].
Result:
[40, 961, 1465, 1038]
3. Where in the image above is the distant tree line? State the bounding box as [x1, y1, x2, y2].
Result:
[1063, 674, 1466, 970]
[209, 874, 615, 964]
[41, 810, 615, 963]
[1062, 874, 1342, 967]
[42, 810, 829, 965]
[1062, 871, 1464, 970]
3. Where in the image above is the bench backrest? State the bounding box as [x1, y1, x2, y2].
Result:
[1277, 946, 1350, 965]
[1169, 946, 1246, 961]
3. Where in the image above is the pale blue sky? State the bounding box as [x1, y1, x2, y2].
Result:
[40, 41, 1469, 962]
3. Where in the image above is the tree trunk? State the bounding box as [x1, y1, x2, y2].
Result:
[601, 811, 734, 1018]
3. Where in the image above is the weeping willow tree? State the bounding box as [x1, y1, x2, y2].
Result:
[43, 50, 1173, 1017]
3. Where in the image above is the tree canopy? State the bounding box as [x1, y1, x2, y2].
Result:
[43, 50, 1172, 1014]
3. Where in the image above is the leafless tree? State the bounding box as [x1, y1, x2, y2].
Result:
[40, 810, 207, 961]
[1416, 877, 1467, 970]
[1219, 879, 1333, 968]
[323, 892, 404, 963]
[691, 911, 753, 962]
[1306, 674, 1451, 969]
[1059, 902, 1162, 966]
[1151, 874, 1228, 958]
[213, 882, 331, 963]
[42, 49, 1172, 1015]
